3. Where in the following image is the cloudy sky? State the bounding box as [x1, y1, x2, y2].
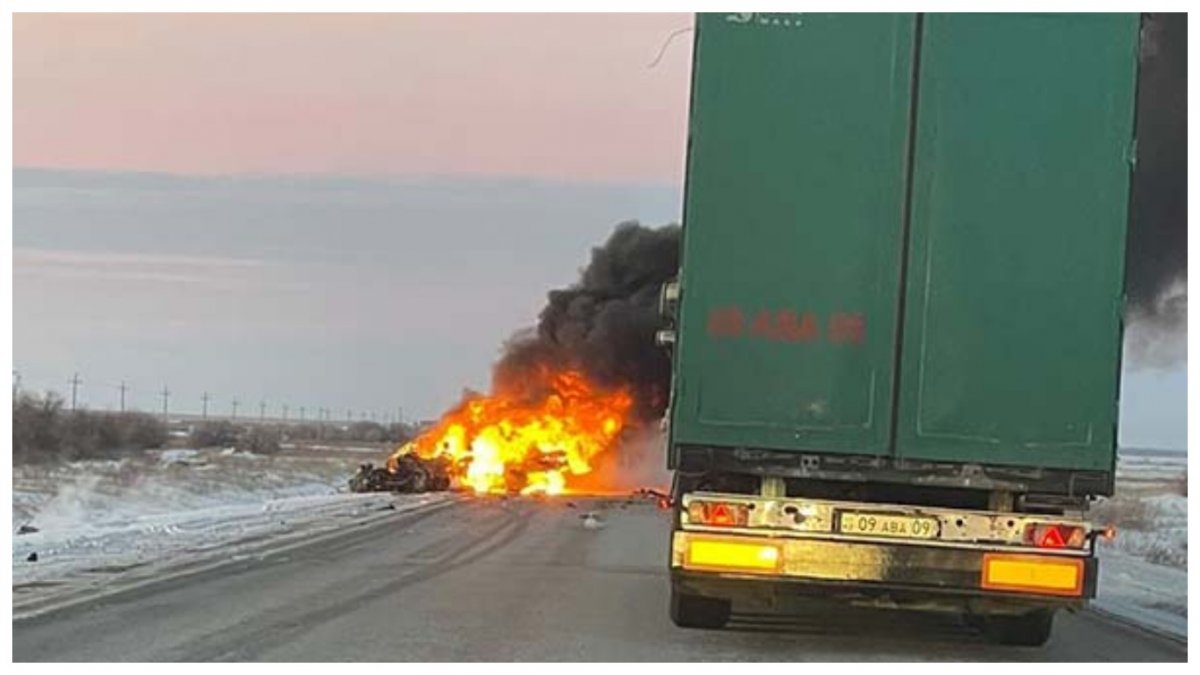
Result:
[12, 13, 1185, 448]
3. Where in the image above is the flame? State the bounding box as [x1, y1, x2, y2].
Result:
[387, 367, 633, 496]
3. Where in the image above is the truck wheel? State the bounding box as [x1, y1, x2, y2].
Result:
[978, 609, 1056, 646]
[669, 586, 731, 629]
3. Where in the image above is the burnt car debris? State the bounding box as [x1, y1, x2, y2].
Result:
[348, 453, 452, 494]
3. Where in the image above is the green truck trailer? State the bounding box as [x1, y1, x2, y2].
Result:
[661, 13, 1140, 646]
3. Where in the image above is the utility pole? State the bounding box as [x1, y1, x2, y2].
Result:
[160, 385, 170, 421]
[259, 399, 266, 422]
[201, 391, 210, 419]
[118, 381, 127, 413]
[68, 373, 82, 411]
[299, 406, 306, 423]
[231, 397, 240, 420]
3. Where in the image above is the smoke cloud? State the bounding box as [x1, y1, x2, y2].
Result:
[494, 222, 680, 422]
[1124, 13, 1187, 367]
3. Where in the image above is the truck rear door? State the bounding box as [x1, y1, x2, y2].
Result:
[670, 13, 916, 457]
[894, 14, 1139, 471]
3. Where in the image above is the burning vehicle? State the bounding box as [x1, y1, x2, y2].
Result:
[348, 222, 677, 498]
[382, 367, 633, 495]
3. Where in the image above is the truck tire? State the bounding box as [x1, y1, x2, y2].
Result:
[669, 586, 731, 629]
[978, 609, 1056, 646]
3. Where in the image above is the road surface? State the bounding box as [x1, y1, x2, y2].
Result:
[12, 497, 1187, 661]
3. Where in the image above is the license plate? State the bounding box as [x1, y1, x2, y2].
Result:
[838, 511, 939, 540]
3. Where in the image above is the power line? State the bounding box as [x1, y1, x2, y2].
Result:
[160, 385, 170, 421]
[68, 373, 82, 411]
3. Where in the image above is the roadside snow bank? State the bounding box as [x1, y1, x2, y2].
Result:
[12, 446, 447, 611]
[1095, 547, 1187, 640]
[1090, 448, 1187, 640]
[13, 447, 371, 530]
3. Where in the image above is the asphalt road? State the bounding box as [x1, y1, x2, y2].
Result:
[12, 497, 1187, 661]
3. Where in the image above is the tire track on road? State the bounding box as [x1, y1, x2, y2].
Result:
[168, 499, 533, 661]
[13, 497, 458, 624]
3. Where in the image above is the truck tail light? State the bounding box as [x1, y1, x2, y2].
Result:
[686, 500, 750, 527]
[1023, 523, 1086, 549]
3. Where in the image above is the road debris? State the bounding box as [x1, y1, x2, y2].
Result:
[633, 487, 672, 509]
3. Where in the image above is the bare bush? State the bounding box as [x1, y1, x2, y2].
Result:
[1090, 495, 1159, 531]
[285, 421, 414, 445]
[237, 426, 282, 455]
[1142, 539, 1188, 568]
[189, 420, 240, 448]
[12, 392, 167, 464]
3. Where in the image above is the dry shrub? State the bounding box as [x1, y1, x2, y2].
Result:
[1090, 495, 1158, 531]
[12, 392, 167, 464]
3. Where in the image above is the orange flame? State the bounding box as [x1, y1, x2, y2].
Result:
[387, 367, 633, 495]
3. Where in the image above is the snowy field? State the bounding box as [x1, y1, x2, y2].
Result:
[1092, 447, 1188, 639]
[12, 444, 450, 615]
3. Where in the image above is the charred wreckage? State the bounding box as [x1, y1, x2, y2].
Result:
[348, 451, 452, 494]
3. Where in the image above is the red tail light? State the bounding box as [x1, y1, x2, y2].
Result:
[686, 501, 750, 527]
[1024, 523, 1086, 549]
[1040, 527, 1066, 548]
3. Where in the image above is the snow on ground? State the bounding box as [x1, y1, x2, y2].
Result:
[14, 447, 357, 533]
[12, 445, 449, 612]
[1095, 547, 1188, 639]
[281, 442, 386, 454]
[1116, 448, 1190, 484]
[1091, 448, 1187, 640]
[1095, 449, 1188, 569]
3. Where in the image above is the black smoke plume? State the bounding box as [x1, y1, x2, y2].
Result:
[1125, 13, 1187, 367]
[494, 222, 680, 422]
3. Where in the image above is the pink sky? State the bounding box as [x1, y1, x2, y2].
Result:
[14, 13, 693, 183]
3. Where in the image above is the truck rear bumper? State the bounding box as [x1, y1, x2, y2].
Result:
[671, 530, 1096, 613]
